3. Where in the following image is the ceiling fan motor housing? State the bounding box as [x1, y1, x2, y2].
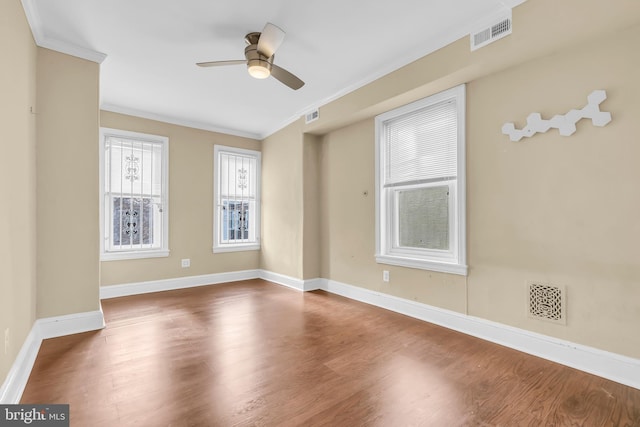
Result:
[245, 42, 272, 79]
[196, 25, 303, 89]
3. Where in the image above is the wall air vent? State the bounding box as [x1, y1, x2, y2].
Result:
[470, 11, 512, 51]
[305, 109, 320, 124]
[527, 282, 566, 325]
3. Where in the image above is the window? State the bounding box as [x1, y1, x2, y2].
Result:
[100, 128, 169, 260]
[375, 84, 467, 275]
[213, 145, 261, 252]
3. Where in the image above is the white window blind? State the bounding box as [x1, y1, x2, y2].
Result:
[384, 99, 457, 186]
[375, 84, 467, 275]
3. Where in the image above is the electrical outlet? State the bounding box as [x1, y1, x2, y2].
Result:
[181, 259, 190, 268]
[383, 270, 390, 282]
[4, 328, 9, 355]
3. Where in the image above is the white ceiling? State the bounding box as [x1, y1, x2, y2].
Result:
[23, 0, 525, 139]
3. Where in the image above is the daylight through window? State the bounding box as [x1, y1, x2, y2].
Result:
[100, 128, 169, 260]
[375, 84, 467, 275]
[214, 145, 261, 252]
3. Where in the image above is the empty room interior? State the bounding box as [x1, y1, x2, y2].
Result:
[2, 0, 640, 425]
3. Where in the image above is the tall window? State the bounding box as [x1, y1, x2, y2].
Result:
[213, 145, 261, 252]
[375, 84, 466, 275]
[100, 128, 169, 260]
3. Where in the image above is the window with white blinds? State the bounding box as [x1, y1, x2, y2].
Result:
[375, 84, 467, 275]
[213, 145, 261, 252]
[100, 128, 169, 261]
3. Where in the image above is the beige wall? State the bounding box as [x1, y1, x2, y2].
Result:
[0, 0, 37, 384]
[261, 122, 321, 280]
[36, 48, 101, 317]
[3, 0, 638, 389]
[304, 0, 640, 138]
[260, 120, 305, 278]
[312, 2, 640, 358]
[302, 134, 321, 280]
[466, 23, 640, 357]
[99, 111, 261, 286]
[319, 120, 468, 311]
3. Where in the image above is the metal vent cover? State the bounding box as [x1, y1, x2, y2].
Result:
[305, 109, 319, 124]
[527, 282, 566, 325]
[470, 11, 512, 51]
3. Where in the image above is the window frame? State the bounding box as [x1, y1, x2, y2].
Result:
[213, 144, 261, 253]
[99, 127, 170, 261]
[375, 84, 467, 275]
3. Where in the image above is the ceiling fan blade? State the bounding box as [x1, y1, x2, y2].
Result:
[257, 22, 285, 58]
[270, 64, 305, 90]
[196, 60, 245, 67]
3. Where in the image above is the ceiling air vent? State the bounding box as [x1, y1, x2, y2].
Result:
[470, 11, 512, 51]
[305, 109, 320, 124]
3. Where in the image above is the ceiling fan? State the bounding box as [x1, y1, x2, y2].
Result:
[197, 23, 305, 90]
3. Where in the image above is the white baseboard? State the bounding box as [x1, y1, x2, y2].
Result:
[100, 270, 320, 299]
[257, 271, 323, 291]
[302, 278, 323, 291]
[37, 309, 105, 340]
[0, 309, 106, 404]
[100, 270, 261, 299]
[258, 270, 305, 291]
[0, 327, 41, 404]
[318, 278, 640, 390]
[96, 270, 639, 390]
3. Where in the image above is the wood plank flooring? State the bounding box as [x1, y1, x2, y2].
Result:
[21, 279, 640, 426]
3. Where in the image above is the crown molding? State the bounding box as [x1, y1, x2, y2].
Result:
[21, 0, 107, 64]
[38, 37, 107, 64]
[100, 104, 262, 141]
[263, 0, 528, 139]
[23, 0, 527, 138]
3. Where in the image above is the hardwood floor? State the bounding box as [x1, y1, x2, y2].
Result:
[21, 279, 640, 426]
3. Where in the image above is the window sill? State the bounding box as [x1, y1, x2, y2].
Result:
[375, 254, 467, 276]
[213, 244, 260, 254]
[101, 249, 170, 261]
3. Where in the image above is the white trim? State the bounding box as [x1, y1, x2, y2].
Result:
[375, 255, 468, 275]
[259, 270, 305, 291]
[63, 269, 640, 390]
[274, 2, 526, 140]
[38, 37, 107, 64]
[99, 270, 261, 299]
[99, 270, 321, 299]
[99, 127, 170, 261]
[21, 0, 525, 138]
[302, 278, 323, 292]
[20, 0, 107, 64]
[19, 0, 44, 43]
[375, 84, 467, 275]
[0, 309, 105, 404]
[316, 278, 640, 390]
[36, 309, 105, 340]
[212, 244, 260, 253]
[101, 249, 170, 261]
[0, 327, 41, 404]
[258, 271, 323, 292]
[100, 104, 262, 141]
[213, 145, 262, 254]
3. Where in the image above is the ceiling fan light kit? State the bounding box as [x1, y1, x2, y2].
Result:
[197, 23, 304, 90]
[247, 63, 271, 79]
[245, 42, 272, 79]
